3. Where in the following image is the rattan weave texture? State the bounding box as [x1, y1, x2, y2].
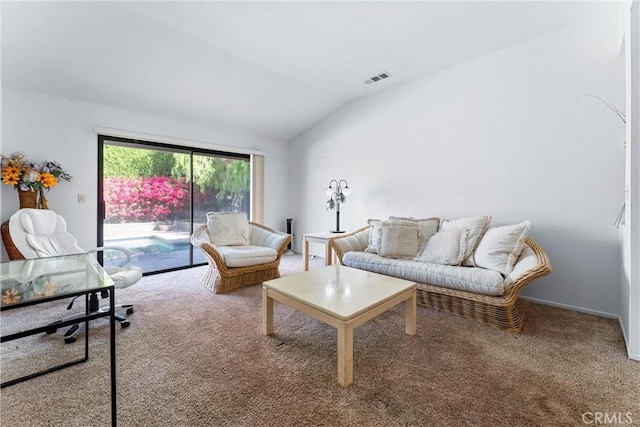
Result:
[329, 226, 551, 332]
[191, 222, 291, 294]
[2, 220, 26, 260]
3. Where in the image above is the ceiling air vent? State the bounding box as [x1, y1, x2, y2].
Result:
[364, 71, 392, 85]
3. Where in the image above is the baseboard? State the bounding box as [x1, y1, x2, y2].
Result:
[519, 295, 618, 319]
[520, 295, 640, 361]
[617, 317, 640, 361]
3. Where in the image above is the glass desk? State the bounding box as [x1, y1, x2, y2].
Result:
[0, 253, 117, 426]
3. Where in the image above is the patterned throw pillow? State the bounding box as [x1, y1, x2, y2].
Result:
[364, 219, 383, 254]
[419, 226, 468, 266]
[388, 216, 439, 257]
[440, 215, 491, 266]
[377, 220, 419, 259]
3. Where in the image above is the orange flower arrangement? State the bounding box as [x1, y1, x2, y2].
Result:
[1, 152, 71, 192]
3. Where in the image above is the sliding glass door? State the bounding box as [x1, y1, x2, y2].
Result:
[98, 136, 250, 275]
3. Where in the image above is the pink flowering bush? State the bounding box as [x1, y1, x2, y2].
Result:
[105, 176, 191, 223]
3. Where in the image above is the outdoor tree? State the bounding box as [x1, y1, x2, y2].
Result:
[103, 146, 250, 222]
[103, 145, 175, 177]
[172, 154, 249, 212]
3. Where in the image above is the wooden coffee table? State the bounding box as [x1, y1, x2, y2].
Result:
[262, 265, 416, 386]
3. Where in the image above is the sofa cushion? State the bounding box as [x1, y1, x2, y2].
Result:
[217, 245, 277, 268]
[474, 221, 532, 275]
[389, 216, 439, 257]
[419, 227, 468, 266]
[377, 220, 419, 259]
[207, 212, 250, 246]
[440, 215, 491, 266]
[364, 218, 383, 254]
[343, 251, 505, 296]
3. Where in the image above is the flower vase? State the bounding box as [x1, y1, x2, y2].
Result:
[17, 189, 38, 209]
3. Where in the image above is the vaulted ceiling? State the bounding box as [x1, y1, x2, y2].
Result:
[1, 1, 617, 141]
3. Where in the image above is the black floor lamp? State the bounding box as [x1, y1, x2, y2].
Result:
[325, 179, 351, 233]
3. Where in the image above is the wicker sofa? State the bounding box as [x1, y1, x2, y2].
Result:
[329, 222, 551, 332]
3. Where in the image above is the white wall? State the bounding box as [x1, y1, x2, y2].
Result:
[289, 15, 626, 316]
[0, 87, 290, 259]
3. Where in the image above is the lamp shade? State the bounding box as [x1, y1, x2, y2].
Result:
[326, 186, 334, 197]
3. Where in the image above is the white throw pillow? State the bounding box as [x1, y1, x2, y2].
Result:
[440, 215, 491, 266]
[377, 220, 419, 259]
[474, 221, 532, 275]
[389, 216, 439, 257]
[364, 218, 383, 254]
[420, 227, 468, 266]
[206, 212, 250, 246]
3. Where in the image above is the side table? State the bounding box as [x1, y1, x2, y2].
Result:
[302, 231, 344, 271]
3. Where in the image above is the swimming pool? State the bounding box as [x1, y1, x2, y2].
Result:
[104, 236, 189, 254]
[102, 233, 204, 274]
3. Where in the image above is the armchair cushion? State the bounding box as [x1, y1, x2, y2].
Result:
[217, 245, 278, 268]
[207, 212, 250, 246]
[249, 225, 289, 251]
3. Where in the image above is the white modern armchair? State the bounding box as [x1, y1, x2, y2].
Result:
[1, 208, 142, 343]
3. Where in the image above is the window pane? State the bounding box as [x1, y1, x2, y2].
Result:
[100, 139, 251, 274]
[102, 143, 191, 273]
[192, 154, 250, 222]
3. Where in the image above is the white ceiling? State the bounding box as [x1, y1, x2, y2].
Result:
[1, 1, 617, 141]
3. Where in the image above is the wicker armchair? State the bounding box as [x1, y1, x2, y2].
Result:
[329, 226, 552, 332]
[191, 221, 291, 294]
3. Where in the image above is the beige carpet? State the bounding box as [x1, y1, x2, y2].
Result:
[1, 254, 639, 427]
